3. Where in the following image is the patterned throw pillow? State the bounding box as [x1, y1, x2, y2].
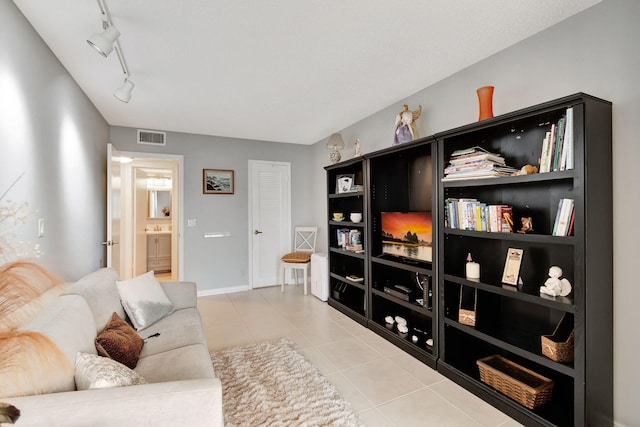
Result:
[75, 352, 147, 390]
[280, 252, 311, 263]
[115, 271, 174, 331]
[95, 312, 144, 369]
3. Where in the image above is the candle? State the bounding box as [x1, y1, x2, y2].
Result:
[466, 262, 480, 279]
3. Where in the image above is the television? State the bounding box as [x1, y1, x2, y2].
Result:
[380, 212, 433, 263]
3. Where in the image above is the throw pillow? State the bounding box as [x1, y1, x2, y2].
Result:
[281, 252, 311, 263]
[95, 312, 144, 369]
[75, 352, 147, 390]
[115, 271, 174, 331]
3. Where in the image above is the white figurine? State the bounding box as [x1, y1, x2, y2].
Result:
[540, 266, 572, 297]
[353, 138, 362, 157]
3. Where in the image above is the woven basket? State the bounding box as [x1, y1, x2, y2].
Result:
[541, 313, 574, 363]
[458, 287, 477, 327]
[477, 355, 554, 409]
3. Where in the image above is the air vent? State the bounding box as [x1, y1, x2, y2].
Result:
[137, 129, 166, 146]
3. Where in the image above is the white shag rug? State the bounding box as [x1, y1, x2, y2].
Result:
[211, 338, 364, 427]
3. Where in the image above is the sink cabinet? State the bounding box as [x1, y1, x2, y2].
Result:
[147, 233, 171, 273]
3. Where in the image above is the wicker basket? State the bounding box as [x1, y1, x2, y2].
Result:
[458, 287, 477, 327]
[541, 313, 574, 363]
[477, 355, 554, 409]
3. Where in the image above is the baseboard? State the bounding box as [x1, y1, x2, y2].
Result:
[197, 285, 251, 297]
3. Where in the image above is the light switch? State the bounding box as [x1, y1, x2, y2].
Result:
[38, 218, 45, 237]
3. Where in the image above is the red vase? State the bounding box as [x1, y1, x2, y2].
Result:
[477, 86, 494, 121]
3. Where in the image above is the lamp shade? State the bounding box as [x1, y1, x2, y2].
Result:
[87, 25, 120, 57]
[326, 133, 345, 150]
[114, 79, 135, 103]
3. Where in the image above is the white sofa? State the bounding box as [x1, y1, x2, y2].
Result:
[3, 268, 223, 426]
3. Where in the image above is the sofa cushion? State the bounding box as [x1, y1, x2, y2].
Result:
[138, 308, 206, 358]
[116, 271, 174, 331]
[65, 268, 125, 333]
[14, 294, 97, 394]
[95, 313, 144, 369]
[75, 352, 148, 390]
[135, 344, 214, 383]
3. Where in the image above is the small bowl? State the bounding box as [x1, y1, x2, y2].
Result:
[350, 213, 362, 223]
[332, 213, 344, 220]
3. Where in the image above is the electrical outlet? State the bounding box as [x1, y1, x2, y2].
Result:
[188, 218, 197, 227]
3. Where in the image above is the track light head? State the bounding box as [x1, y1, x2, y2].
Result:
[87, 25, 120, 57]
[114, 79, 135, 103]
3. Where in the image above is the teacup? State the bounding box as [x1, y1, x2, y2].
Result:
[332, 212, 344, 220]
[350, 213, 362, 223]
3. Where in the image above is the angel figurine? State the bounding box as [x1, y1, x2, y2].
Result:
[394, 104, 422, 145]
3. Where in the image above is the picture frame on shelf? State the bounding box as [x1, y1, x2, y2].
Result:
[203, 169, 234, 194]
[502, 248, 524, 285]
[336, 174, 355, 194]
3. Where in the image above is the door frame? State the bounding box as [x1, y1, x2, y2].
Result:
[248, 160, 291, 289]
[118, 150, 184, 280]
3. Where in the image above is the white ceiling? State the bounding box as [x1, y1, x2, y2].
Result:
[14, 0, 601, 145]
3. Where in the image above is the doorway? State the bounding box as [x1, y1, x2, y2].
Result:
[248, 160, 291, 288]
[112, 150, 184, 281]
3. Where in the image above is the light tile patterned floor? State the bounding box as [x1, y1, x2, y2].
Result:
[198, 285, 523, 427]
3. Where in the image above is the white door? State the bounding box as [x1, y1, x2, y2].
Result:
[249, 160, 291, 288]
[105, 144, 122, 276]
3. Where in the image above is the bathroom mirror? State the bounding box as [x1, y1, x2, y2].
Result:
[148, 190, 171, 218]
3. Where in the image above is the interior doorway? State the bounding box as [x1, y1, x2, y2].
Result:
[112, 150, 184, 281]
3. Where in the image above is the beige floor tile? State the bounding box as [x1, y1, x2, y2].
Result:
[341, 358, 425, 406]
[316, 337, 385, 370]
[357, 408, 394, 427]
[430, 380, 517, 427]
[388, 350, 446, 386]
[325, 371, 375, 414]
[298, 345, 339, 376]
[377, 387, 481, 427]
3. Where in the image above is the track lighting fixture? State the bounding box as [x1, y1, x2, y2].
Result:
[114, 79, 135, 103]
[87, 25, 120, 57]
[87, 0, 135, 103]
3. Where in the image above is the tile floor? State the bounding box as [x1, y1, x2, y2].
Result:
[198, 285, 522, 427]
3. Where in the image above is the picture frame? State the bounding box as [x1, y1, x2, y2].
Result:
[336, 174, 355, 194]
[203, 169, 234, 194]
[502, 247, 524, 285]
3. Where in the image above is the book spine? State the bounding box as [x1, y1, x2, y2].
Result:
[552, 199, 564, 236]
[556, 199, 574, 236]
[553, 117, 566, 171]
[565, 107, 574, 170]
[540, 132, 550, 173]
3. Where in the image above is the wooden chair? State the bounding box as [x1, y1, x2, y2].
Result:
[280, 227, 317, 294]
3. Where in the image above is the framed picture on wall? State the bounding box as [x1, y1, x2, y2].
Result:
[203, 169, 234, 194]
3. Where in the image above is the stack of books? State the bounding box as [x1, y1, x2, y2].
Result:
[443, 146, 516, 181]
[539, 107, 574, 172]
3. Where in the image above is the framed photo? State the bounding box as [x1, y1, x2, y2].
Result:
[203, 169, 234, 194]
[336, 174, 355, 194]
[502, 248, 524, 285]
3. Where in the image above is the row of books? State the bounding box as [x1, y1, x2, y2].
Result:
[552, 198, 575, 236]
[442, 146, 517, 181]
[539, 107, 574, 172]
[445, 198, 514, 233]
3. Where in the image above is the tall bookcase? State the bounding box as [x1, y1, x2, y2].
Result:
[366, 139, 438, 367]
[324, 93, 612, 426]
[326, 158, 368, 325]
[436, 93, 612, 426]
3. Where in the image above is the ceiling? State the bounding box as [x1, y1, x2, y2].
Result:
[14, 0, 601, 145]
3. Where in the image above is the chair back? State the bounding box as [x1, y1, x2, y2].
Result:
[293, 227, 317, 253]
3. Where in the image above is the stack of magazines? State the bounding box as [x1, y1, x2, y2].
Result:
[443, 146, 516, 181]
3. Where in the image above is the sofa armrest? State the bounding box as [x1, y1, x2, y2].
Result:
[4, 378, 223, 427]
[160, 281, 197, 310]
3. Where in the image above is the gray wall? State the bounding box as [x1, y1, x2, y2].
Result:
[312, 1, 639, 425]
[0, 1, 109, 279]
[109, 127, 315, 291]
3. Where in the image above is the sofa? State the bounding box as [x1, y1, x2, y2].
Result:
[2, 268, 223, 426]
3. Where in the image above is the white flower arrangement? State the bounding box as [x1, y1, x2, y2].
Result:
[0, 173, 42, 265]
